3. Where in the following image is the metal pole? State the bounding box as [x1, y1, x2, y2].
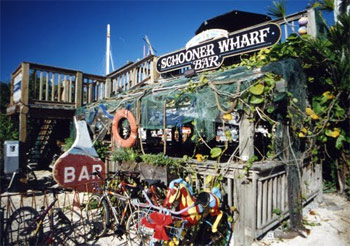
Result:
[106, 24, 110, 75]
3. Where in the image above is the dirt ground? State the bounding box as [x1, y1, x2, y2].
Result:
[252, 193, 350, 246]
[2, 170, 350, 246]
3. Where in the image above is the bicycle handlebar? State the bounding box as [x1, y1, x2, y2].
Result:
[140, 190, 197, 216]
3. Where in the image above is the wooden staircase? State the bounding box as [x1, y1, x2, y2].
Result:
[27, 119, 57, 166]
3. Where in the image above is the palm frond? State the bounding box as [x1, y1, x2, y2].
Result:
[313, 0, 334, 12]
[267, 0, 286, 18]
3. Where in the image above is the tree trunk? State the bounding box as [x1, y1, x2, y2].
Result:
[283, 124, 303, 230]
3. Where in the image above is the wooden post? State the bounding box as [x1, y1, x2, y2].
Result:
[75, 72, 83, 108]
[51, 73, 55, 101]
[39, 71, 43, 100]
[233, 170, 255, 246]
[150, 56, 159, 84]
[69, 76, 72, 103]
[228, 178, 233, 207]
[19, 63, 29, 143]
[239, 114, 255, 161]
[63, 75, 69, 102]
[315, 163, 323, 203]
[45, 73, 49, 101]
[32, 70, 37, 99]
[57, 74, 61, 102]
[307, 8, 317, 38]
[105, 77, 111, 98]
[88, 83, 93, 103]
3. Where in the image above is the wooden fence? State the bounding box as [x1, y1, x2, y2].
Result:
[191, 160, 323, 246]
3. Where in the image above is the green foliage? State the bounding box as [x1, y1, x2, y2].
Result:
[0, 113, 18, 166]
[111, 148, 138, 162]
[210, 147, 222, 158]
[226, 12, 350, 195]
[243, 155, 259, 174]
[63, 137, 74, 151]
[0, 82, 10, 113]
[140, 153, 180, 167]
[312, 0, 334, 12]
[267, 0, 286, 18]
[272, 208, 282, 216]
[94, 141, 109, 161]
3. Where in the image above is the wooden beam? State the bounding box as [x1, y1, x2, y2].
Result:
[57, 74, 61, 102]
[45, 72, 49, 101]
[105, 78, 111, 98]
[150, 57, 159, 84]
[239, 114, 255, 161]
[75, 72, 83, 107]
[307, 8, 317, 38]
[51, 73, 55, 101]
[19, 63, 29, 143]
[39, 71, 43, 100]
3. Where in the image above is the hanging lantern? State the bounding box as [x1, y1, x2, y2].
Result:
[298, 17, 308, 26]
[298, 26, 307, 35]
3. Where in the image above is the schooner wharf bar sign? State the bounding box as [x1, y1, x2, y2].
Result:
[157, 23, 281, 73]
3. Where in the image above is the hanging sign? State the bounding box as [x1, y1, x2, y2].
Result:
[156, 23, 281, 73]
[52, 118, 106, 192]
[13, 73, 22, 102]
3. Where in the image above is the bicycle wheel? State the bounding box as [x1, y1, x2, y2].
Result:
[4, 206, 43, 246]
[126, 209, 152, 246]
[85, 194, 110, 238]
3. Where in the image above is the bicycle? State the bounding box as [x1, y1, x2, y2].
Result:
[126, 184, 233, 246]
[126, 188, 197, 246]
[4, 188, 85, 246]
[86, 169, 167, 239]
[85, 170, 143, 238]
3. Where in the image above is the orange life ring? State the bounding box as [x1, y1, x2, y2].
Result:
[112, 109, 138, 148]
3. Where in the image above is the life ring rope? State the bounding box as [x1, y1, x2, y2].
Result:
[112, 109, 137, 148]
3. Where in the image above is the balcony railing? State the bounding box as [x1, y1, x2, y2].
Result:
[8, 55, 159, 111]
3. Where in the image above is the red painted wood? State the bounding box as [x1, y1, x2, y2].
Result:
[53, 153, 105, 192]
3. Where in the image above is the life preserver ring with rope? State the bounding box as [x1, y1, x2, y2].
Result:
[112, 109, 137, 148]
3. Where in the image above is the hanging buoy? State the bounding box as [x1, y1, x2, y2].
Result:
[298, 17, 308, 26]
[112, 109, 137, 148]
[298, 26, 307, 35]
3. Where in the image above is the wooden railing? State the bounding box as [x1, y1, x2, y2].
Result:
[8, 55, 159, 110]
[109, 54, 158, 95]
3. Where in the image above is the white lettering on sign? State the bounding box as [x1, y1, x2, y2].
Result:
[64, 167, 76, 183]
[161, 28, 272, 70]
[259, 27, 270, 43]
[193, 56, 220, 70]
[78, 166, 89, 181]
[63, 164, 103, 183]
[157, 23, 281, 73]
[160, 44, 216, 69]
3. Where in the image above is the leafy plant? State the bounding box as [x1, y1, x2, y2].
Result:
[111, 148, 138, 162]
[63, 137, 74, 151]
[94, 141, 109, 161]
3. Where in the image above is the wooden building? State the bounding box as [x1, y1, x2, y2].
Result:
[5, 8, 325, 246]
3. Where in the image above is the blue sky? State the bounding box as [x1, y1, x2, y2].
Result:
[0, 0, 328, 82]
